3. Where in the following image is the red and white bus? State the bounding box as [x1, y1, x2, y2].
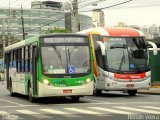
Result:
[78, 27, 158, 96]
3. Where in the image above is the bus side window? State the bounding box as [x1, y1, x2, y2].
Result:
[12, 50, 16, 68]
[6, 52, 11, 68]
[25, 46, 28, 72]
[20, 48, 22, 72]
[15, 49, 18, 72]
[30, 45, 32, 72]
[27, 45, 32, 72]
[18, 49, 20, 72]
[23, 47, 25, 73]
[28, 46, 30, 72]
[10, 51, 13, 68]
[21, 47, 24, 72]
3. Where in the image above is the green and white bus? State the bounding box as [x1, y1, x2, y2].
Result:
[4, 34, 94, 102]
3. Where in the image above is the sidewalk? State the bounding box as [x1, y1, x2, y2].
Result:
[0, 80, 4, 85]
[138, 86, 160, 95]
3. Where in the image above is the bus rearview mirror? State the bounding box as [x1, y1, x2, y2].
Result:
[147, 41, 158, 55]
[96, 41, 106, 56]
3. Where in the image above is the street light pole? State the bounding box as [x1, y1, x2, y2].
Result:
[2, 35, 5, 60]
[21, 5, 25, 40]
[72, 0, 79, 32]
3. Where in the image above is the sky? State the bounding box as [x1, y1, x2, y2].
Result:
[0, 0, 160, 27]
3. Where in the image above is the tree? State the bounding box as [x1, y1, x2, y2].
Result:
[46, 27, 69, 34]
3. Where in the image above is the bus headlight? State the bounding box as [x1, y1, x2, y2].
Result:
[83, 78, 91, 85]
[43, 79, 50, 85]
[86, 78, 91, 83]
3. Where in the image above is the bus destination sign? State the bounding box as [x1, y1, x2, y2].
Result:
[43, 37, 88, 44]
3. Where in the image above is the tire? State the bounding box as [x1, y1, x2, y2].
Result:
[93, 89, 102, 96]
[28, 83, 35, 102]
[93, 81, 102, 96]
[71, 96, 80, 102]
[127, 90, 137, 96]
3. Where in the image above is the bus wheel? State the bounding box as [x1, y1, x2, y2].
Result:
[71, 96, 80, 102]
[28, 83, 35, 102]
[127, 90, 137, 96]
[93, 80, 102, 96]
[93, 89, 102, 96]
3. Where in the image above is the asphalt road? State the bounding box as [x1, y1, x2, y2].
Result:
[0, 81, 160, 120]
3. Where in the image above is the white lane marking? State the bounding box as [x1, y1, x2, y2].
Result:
[82, 98, 107, 103]
[40, 109, 70, 114]
[0, 111, 23, 119]
[64, 108, 102, 115]
[0, 105, 39, 109]
[0, 99, 24, 106]
[115, 106, 160, 114]
[0, 111, 9, 115]
[40, 109, 80, 117]
[16, 110, 52, 119]
[89, 107, 134, 114]
[81, 98, 160, 105]
[140, 106, 160, 110]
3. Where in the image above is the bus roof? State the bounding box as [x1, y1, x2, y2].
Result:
[4, 33, 89, 52]
[78, 27, 144, 37]
[4, 35, 39, 52]
[39, 33, 88, 38]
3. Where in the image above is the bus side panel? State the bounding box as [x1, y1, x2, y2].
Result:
[96, 67, 106, 90]
[16, 73, 25, 94]
[25, 73, 32, 95]
[11, 68, 17, 93]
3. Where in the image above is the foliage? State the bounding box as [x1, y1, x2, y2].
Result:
[46, 27, 69, 33]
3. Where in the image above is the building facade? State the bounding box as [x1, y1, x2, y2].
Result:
[0, 1, 95, 59]
[140, 25, 160, 39]
[0, 8, 94, 40]
[92, 9, 105, 27]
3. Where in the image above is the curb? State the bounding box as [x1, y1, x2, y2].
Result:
[138, 91, 160, 95]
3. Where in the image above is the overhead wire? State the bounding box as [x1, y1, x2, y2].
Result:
[11, 0, 32, 8]
[15, 0, 135, 33]
[79, 0, 135, 12]
[0, 0, 20, 9]
[12, 0, 160, 33]
[22, 0, 106, 32]
[26, 0, 135, 32]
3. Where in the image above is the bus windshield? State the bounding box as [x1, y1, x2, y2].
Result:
[104, 37, 149, 73]
[41, 45, 90, 75]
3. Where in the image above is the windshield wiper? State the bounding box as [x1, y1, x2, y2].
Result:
[52, 46, 63, 67]
[128, 48, 141, 73]
[118, 50, 125, 73]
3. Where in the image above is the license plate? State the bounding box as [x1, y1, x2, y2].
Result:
[126, 84, 134, 87]
[63, 89, 72, 93]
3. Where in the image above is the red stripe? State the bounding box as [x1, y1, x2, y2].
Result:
[114, 73, 146, 79]
[103, 27, 140, 37]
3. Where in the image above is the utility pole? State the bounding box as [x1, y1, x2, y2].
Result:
[2, 35, 5, 59]
[72, 0, 80, 32]
[21, 5, 25, 40]
[7, 1, 11, 46]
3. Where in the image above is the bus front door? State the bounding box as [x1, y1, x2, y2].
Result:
[5, 53, 10, 90]
[32, 46, 38, 96]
